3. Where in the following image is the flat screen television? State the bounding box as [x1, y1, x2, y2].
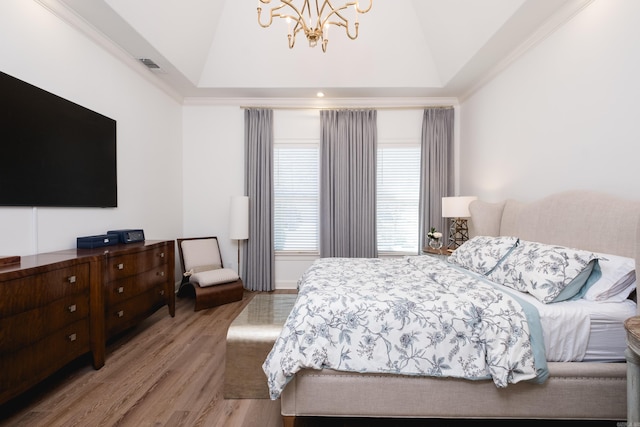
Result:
[0, 71, 117, 207]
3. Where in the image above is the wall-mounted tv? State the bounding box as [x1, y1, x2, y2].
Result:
[0, 71, 117, 207]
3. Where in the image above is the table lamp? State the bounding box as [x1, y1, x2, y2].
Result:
[442, 196, 477, 249]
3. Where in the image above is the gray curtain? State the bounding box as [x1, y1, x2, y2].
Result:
[243, 108, 274, 291]
[419, 107, 454, 250]
[319, 109, 378, 258]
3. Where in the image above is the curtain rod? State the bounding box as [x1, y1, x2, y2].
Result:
[239, 105, 454, 111]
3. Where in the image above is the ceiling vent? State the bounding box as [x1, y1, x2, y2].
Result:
[138, 58, 164, 72]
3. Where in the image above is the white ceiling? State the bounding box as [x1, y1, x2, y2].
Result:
[49, 0, 592, 100]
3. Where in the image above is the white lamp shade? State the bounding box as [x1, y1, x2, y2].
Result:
[442, 196, 477, 218]
[229, 196, 249, 240]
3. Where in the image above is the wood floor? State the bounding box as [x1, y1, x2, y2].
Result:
[0, 291, 620, 427]
[0, 291, 283, 427]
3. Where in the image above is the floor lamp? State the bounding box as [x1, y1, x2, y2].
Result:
[229, 196, 249, 277]
[442, 196, 477, 249]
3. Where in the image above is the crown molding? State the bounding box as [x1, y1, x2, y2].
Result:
[183, 96, 460, 109]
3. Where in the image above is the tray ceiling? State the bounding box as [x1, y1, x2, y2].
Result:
[51, 0, 591, 100]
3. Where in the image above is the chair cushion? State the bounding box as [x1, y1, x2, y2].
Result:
[190, 268, 240, 288]
[181, 238, 223, 272]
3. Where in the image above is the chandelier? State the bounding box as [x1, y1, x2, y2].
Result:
[257, 0, 372, 52]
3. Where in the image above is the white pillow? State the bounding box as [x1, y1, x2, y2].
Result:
[487, 240, 598, 304]
[447, 236, 519, 275]
[583, 252, 636, 301]
[189, 268, 239, 288]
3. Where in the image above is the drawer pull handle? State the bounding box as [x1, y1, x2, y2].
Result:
[68, 275, 77, 284]
[117, 310, 124, 318]
[68, 333, 77, 342]
[159, 290, 165, 296]
[68, 304, 77, 313]
[117, 286, 124, 294]
[117, 263, 124, 270]
[159, 252, 165, 258]
[157, 271, 165, 277]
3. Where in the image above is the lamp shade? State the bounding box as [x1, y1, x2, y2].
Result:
[442, 196, 477, 218]
[229, 196, 249, 240]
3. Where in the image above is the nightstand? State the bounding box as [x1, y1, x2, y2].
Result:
[422, 247, 452, 260]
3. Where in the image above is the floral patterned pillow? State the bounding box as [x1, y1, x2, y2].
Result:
[447, 236, 519, 275]
[487, 240, 599, 304]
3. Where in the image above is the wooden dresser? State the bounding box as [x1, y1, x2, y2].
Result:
[103, 241, 175, 338]
[0, 240, 175, 404]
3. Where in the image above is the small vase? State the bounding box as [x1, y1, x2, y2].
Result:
[429, 238, 443, 250]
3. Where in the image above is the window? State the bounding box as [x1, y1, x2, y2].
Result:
[273, 143, 319, 252]
[376, 145, 421, 254]
[273, 142, 421, 255]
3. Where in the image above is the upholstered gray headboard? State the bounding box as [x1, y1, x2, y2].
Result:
[469, 190, 640, 311]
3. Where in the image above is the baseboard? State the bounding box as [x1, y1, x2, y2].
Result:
[275, 280, 298, 290]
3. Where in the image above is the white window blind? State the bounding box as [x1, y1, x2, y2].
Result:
[273, 144, 319, 252]
[376, 145, 421, 253]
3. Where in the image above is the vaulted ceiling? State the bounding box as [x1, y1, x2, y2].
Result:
[50, 0, 592, 100]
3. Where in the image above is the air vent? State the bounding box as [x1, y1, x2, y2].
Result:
[139, 58, 161, 69]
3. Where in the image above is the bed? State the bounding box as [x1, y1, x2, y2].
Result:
[263, 190, 640, 425]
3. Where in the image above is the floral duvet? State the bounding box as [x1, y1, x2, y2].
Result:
[263, 256, 549, 399]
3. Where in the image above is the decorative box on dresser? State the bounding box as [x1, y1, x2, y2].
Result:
[0, 240, 175, 405]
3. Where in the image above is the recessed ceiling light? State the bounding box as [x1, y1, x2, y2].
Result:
[316, 92, 325, 98]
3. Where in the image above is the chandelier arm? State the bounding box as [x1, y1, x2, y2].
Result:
[325, 20, 358, 40]
[319, 2, 346, 26]
[314, 0, 322, 25]
[346, 0, 372, 14]
[284, 0, 313, 28]
[260, 1, 308, 30]
[324, 0, 372, 19]
[293, 21, 307, 37]
[257, 5, 284, 28]
[321, 1, 369, 40]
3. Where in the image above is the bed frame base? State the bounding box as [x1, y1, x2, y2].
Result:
[281, 362, 626, 421]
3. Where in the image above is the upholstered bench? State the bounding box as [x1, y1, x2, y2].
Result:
[224, 293, 297, 399]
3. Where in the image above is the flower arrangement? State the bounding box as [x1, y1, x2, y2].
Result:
[427, 227, 444, 250]
[427, 227, 442, 240]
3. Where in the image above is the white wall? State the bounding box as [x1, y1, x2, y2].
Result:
[181, 104, 245, 271]
[459, 0, 640, 203]
[0, 1, 183, 258]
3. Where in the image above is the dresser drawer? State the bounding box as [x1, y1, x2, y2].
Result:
[105, 246, 168, 281]
[106, 286, 169, 337]
[0, 319, 90, 402]
[0, 263, 90, 317]
[0, 292, 89, 352]
[105, 266, 169, 307]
